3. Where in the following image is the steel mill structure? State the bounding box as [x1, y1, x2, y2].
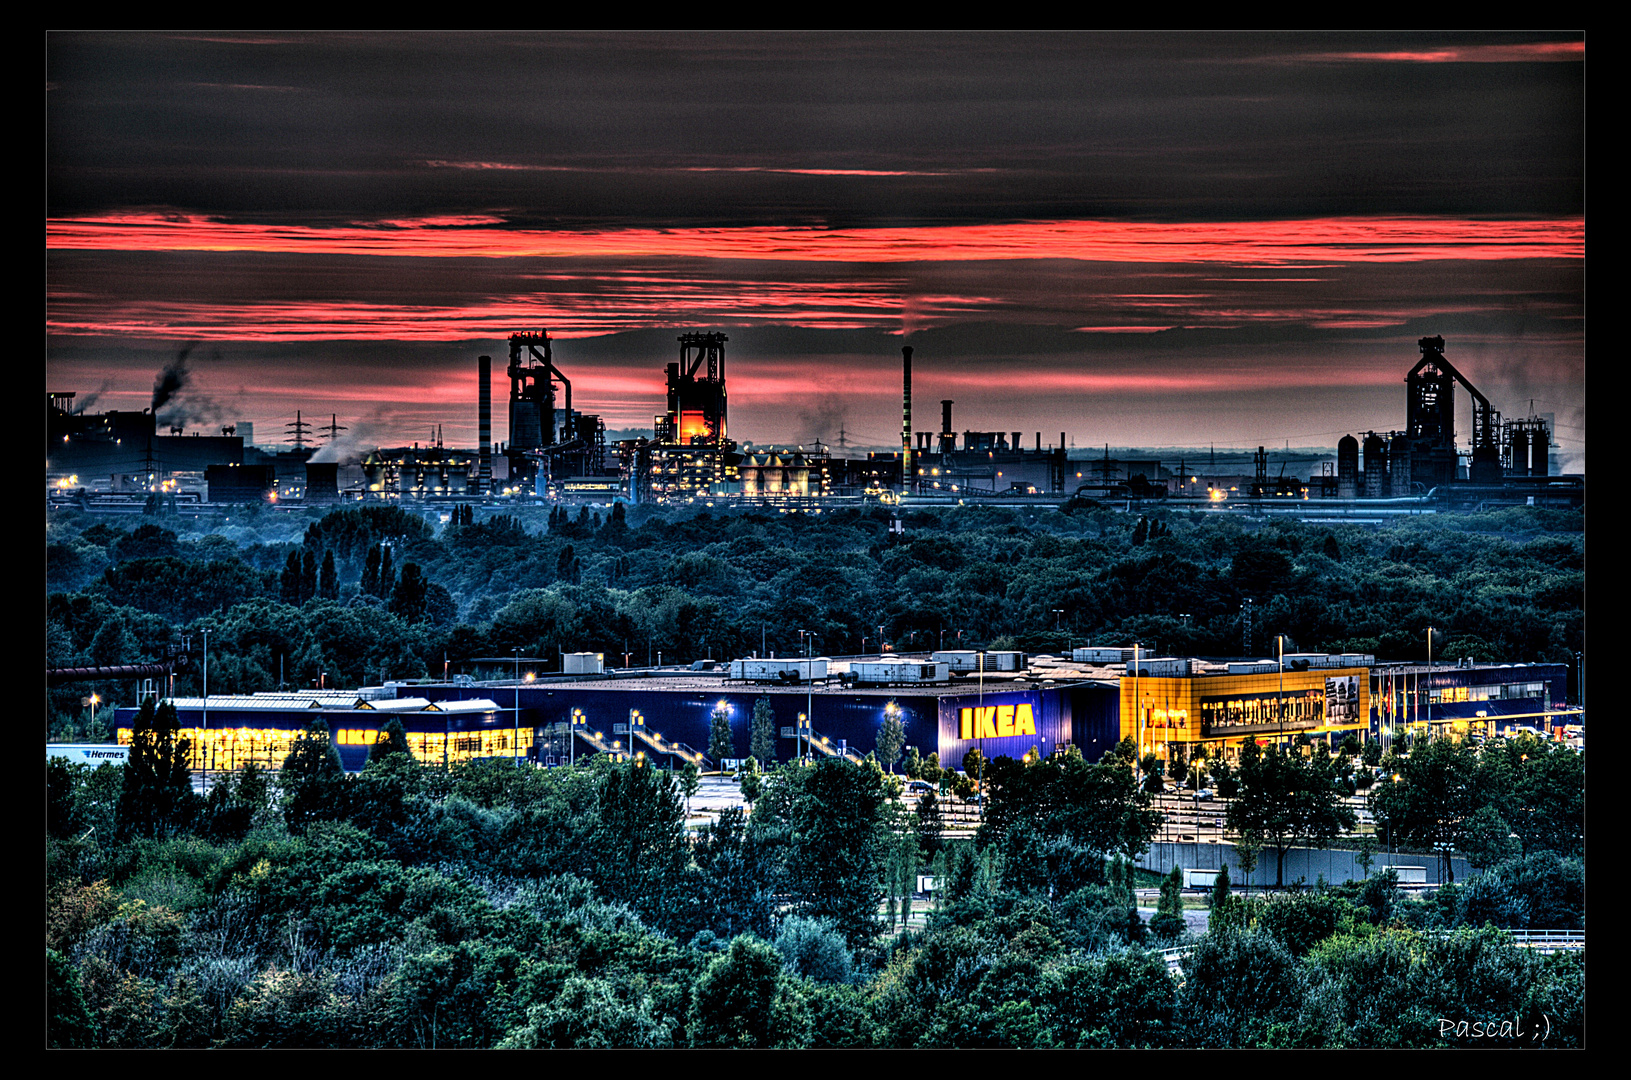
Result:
[47, 332, 1579, 512]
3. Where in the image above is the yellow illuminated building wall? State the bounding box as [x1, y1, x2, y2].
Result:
[118, 724, 535, 771]
[117, 726, 303, 772]
[1118, 668, 1370, 761]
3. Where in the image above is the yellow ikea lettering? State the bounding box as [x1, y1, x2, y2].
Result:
[961, 703, 1036, 739]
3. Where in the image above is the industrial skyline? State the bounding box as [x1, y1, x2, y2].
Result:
[46, 32, 1585, 468]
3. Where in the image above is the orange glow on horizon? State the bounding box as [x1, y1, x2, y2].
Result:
[47, 213, 1584, 266]
[1306, 42, 1583, 64]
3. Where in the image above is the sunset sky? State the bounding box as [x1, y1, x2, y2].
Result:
[46, 32, 1585, 467]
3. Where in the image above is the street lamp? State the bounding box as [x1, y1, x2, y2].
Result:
[1425, 626, 1436, 738]
[512, 647, 522, 768]
[1277, 634, 1286, 746]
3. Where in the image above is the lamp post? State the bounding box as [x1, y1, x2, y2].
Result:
[201, 627, 209, 784]
[977, 649, 985, 820]
[1426, 626, 1436, 741]
[1277, 634, 1286, 747]
[1133, 642, 1141, 758]
[512, 647, 521, 768]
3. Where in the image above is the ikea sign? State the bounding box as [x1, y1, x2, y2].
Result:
[959, 703, 1038, 740]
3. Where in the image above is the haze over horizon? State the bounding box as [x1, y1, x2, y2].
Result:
[47, 32, 1585, 471]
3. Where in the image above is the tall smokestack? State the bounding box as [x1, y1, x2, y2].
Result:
[941, 400, 955, 453]
[901, 346, 913, 490]
[478, 355, 492, 495]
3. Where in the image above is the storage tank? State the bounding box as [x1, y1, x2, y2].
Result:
[1363, 433, 1387, 498]
[1388, 435, 1412, 495]
[1509, 427, 1530, 476]
[1337, 435, 1358, 499]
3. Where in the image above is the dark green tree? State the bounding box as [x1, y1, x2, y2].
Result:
[1179, 928, 1302, 1047]
[878, 703, 906, 774]
[369, 716, 413, 763]
[739, 757, 764, 806]
[782, 758, 888, 947]
[318, 550, 339, 600]
[47, 950, 98, 1048]
[555, 544, 579, 584]
[1368, 738, 1480, 884]
[688, 806, 776, 940]
[390, 563, 429, 623]
[980, 752, 1161, 898]
[280, 550, 304, 604]
[198, 761, 269, 843]
[1481, 735, 1583, 858]
[1140, 753, 1165, 795]
[281, 719, 347, 831]
[1460, 805, 1522, 869]
[1210, 862, 1233, 909]
[708, 703, 734, 769]
[499, 975, 672, 1048]
[689, 935, 811, 1048]
[750, 695, 776, 766]
[300, 547, 318, 602]
[378, 544, 395, 598]
[1150, 865, 1186, 940]
[678, 758, 700, 816]
[593, 760, 687, 926]
[1225, 742, 1356, 888]
[775, 915, 853, 985]
[914, 789, 945, 859]
[361, 544, 381, 597]
[117, 698, 198, 838]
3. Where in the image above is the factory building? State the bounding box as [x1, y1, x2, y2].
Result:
[1318, 336, 1569, 504]
[629, 332, 744, 503]
[50, 391, 246, 492]
[495, 330, 617, 498]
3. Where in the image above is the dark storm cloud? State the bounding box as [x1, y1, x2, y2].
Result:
[48, 32, 1582, 224]
[45, 32, 1585, 462]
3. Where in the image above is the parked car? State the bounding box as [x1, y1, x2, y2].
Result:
[1195, 788, 1215, 801]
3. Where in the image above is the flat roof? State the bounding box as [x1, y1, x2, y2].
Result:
[422, 674, 1113, 698]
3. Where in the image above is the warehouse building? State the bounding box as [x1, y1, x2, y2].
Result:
[1367, 660, 1576, 745]
[111, 654, 1580, 774]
